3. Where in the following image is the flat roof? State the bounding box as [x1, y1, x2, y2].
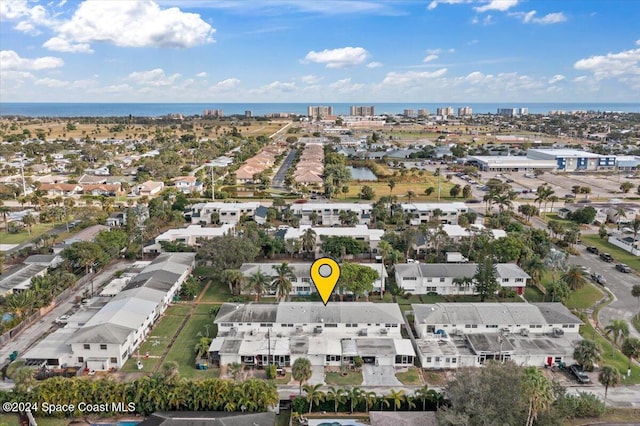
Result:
[527, 148, 605, 158]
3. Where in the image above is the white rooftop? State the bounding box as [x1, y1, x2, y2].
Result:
[283, 225, 384, 241]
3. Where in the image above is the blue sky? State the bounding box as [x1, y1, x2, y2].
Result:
[1, 0, 639, 103]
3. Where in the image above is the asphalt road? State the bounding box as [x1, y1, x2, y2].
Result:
[271, 149, 297, 189]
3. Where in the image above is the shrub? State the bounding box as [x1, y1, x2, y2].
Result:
[556, 392, 605, 418]
[353, 356, 363, 368]
[266, 364, 277, 380]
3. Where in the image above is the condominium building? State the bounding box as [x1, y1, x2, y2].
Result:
[350, 105, 375, 116]
[289, 202, 373, 226]
[399, 202, 469, 225]
[457, 106, 473, 117]
[436, 107, 454, 117]
[308, 105, 334, 118]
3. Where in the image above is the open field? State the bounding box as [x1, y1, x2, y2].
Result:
[0, 118, 288, 141]
[343, 180, 458, 202]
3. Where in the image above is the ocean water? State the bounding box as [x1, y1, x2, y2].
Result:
[1, 102, 639, 117]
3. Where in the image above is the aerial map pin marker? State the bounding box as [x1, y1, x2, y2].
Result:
[310, 257, 341, 305]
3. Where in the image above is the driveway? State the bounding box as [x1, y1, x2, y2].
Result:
[308, 365, 325, 385]
[362, 365, 402, 386]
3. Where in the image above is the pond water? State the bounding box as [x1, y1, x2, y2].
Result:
[347, 166, 378, 181]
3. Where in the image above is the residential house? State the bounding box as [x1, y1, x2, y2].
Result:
[400, 203, 469, 225]
[106, 211, 127, 227]
[136, 180, 164, 197]
[38, 183, 82, 197]
[210, 302, 414, 368]
[394, 263, 530, 295]
[412, 303, 582, 369]
[289, 203, 373, 226]
[171, 176, 203, 194]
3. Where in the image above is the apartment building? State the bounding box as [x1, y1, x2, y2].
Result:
[144, 224, 235, 253]
[210, 302, 414, 368]
[282, 225, 385, 252]
[186, 202, 265, 225]
[350, 105, 375, 116]
[308, 105, 334, 118]
[399, 202, 469, 225]
[412, 303, 582, 369]
[394, 263, 530, 295]
[289, 202, 373, 226]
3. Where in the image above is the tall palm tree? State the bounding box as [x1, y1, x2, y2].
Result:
[309, 211, 320, 226]
[244, 270, 271, 302]
[622, 337, 640, 372]
[631, 218, 640, 243]
[598, 365, 621, 407]
[347, 387, 362, 413]
[414, 384, 431, 411]
[386, 389, 405, 411]
[0, 204, 10, 233]
[561, 265, 588, 291]
[363, 391, 378, 412]
[302, 383, 324, 414]
[522, 256, 545, 287]
[301, 228, 317, 258]
[548, 195, 559, 215]
[614, 207, 627, 229]
[326, 386, 347, 413]
[22, 213, 36, 234]
[573, 339, 601, 371]
[273, 262, 295, 301]
[406, 190, 415, 204]
[605, 319, 630, 347]
[388, 179, 396, 197]
[521, 366, 555, 426]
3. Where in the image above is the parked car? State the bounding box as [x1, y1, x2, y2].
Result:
[615, 263, 632, 273]
[591, 273, 606, 285]
[599, 252, 614, 262]
[586, 246, 599, 255]
[505, 179, 515, 183]
[569, 364, 591, 384]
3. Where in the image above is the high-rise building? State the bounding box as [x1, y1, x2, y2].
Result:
[403, 109, 415, 118]
[437, 106, 454, 117]
[349, 105, 375, 116]
[497, 107, 528, 117]
[457, 106, 473, 117]
[203, 109, 224, 118]
[308, 105, 333, 118]
[417, 109, 429, 117]
[245, 110, 253, 118]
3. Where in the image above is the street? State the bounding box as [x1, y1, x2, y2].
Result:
[272, 149, 298, 189]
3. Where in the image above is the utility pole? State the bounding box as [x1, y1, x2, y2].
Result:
[211, 166, 215, 201]
[20, 159, 27, 196]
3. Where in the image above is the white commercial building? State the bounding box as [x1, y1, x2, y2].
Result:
[289, 202, 373, 226]
[412, 303, 582, 369]
[394, 263, 529, 296]
[210, 302, 414, 368]
[467, 156, 557, 172]
[526, 149, 616, 171]
[239, 262, 387, 295]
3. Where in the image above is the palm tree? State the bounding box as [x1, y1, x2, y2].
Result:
[522, 256, 545, 287]
[386, 389, 405, 411]
[13, 367, 35, 394]
[621, 337, 640, 373]
[244, 270, 271, 302]
[388, 179, 396, 197]
[573, 339, 602, 371]
[561, 264, 588, 291]
[22, 212, 36, 234]
[301, 228, 317, 258]
[302, 383, 324, 414]
[347, 387, 362, 413]
[605, 319, 630, 347]
[222, 269, 245, 296]
[273, 262, 295, 301]
[414, 384, 431, 411]
[521, 366, 555, 426]
[631, 218, 640, 243]
[194, 337, 212, 359]
[363, 391, 378, 412]
[326, 386, 347, 413]
[292, 357, 312, 395]
[309, 211, 320, 226]
[614, 207, 627, 229]
[632, 284, 640, 308]
[406, 190, 415, 204]
[0, 204, 10, 233]
[598, 365, 621, 407]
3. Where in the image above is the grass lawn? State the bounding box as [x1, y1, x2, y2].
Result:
[578, 315, 640, 385]
[566, 283, 604, 309]
[274, 372, 292, 385]
[149, 314, 185, 338]
[444, 294, 523, 303]
[372, 292, 394, 303]
[1, 222, 58, 244]
[396, 367, 422, 385]
[199, 280, 243, 303]
[342, 180, 457, 202]
[325, 371, 363, 386]
[195, 303, 220, 315]
[194, 265, 217, 278]
[582, 234, 640, 272]
[524, 286, 545, 302]
[5, 360, 25, 379]
[164, 313, 218, 379]
[567, 408, 640, 425]
[543, 213, 575, 225]
[164, 304, 192, 316]
[1, 414, 70, 426]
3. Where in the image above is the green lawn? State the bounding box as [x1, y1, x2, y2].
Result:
[524, 286, 545, 302]
[274, 372, 292, 385]
[0, 414, 69, 426]
[582, 234, 640, 272]
[195, 303, 220, 315]
[325, 371, 363, 386]
[1, 222, 58, 244]
[149, 313, 185, 338]
[164, 304, 192, 316]
[566, 283, 604, 309]
[396, 367, 422, 385]
[578, 315, 640, 385]
[200, 280, 238, 303]
[163, 313, 218, 379]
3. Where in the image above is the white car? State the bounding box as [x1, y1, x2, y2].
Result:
[55, 315, 70, 324]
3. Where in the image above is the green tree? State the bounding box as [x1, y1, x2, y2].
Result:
[599, 223, 608, 239]
[546, 280, 571, 303]
[521, 366, 555, 426]
[303, 383, 324, 414]
[424, 186, 435, 196]
[388, 179, 396, 196]
[337, 262, 379, 301]
[598, 365, 621, 407]
[561, 264, 588, 291]
[406, 189, 416, 204]
[462, 184, 472, 199]
[292, 357, 312, 395]
[326, 386, 347, 413]
[194, 337, 212, 358]
[621, 337, 640, 372]
[414, 384, 432, 411]
[301, 228, 317, 257]
[221, 269, 245, 296]
[573, 339, 602, 371]
[197, 235, 261, 279]
[244, 270, 271, 302]
[359, 185, 375, 200]
[273, 262, 295, 301]
[620, 181, 634, 194]
[605, 319, 630, 346]
[22, 212, 36, 234]
[631, 284, 640, 308]
[346, 387, 362, 413]
[474, 253, 499, 302]
[449, 184, 461, 198]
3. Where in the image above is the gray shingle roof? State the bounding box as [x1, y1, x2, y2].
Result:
[533, 303, 584, 324]
[68, 323, 133, 344]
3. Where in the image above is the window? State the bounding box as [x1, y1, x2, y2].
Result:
[260, 323, 273, 328]
[78, 357, 84, 363]
[281, 324, 294, 327]
[426, 286, 437, 292]
[110, 357, 117, 364]
[445, 357, 450, 363]
[83, 344, 90, 350]
[221, 323, 232, 327]
[435, 357, 441, 362]
[515, 278, 524, 283]
[403, 277, 417, 281]
[465, 324, 471, 328]
[439, 278, 445, 282]
[326, 355, 340, 362]
[325, 324, 338, 328]
[502, 278, 509, 283]
[100, 344, 107, 350]
[346, 324, 358, 328]
[485, 325, 498, 328]
[426, 357, 432, 363]
[427, 278, 433, 282]
[451, 358, 457, 364]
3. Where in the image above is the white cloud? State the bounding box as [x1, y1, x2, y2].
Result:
[465, 71, 492, 84]
[574, 44, 640, 88]
[0, 0, 54, 34]
[427, 0, 472, 11]
[329, 78, 365, 92]
[511, 10, 567, 25]
[304, 47, 369, 68]
[210, 78, 240, 91]
[382, 69, 448, 85]
[549, 74, 566, 84]
[34, 78, 69, 88]
[128, 68, 181, 86]
[196, 72, 208, 78]
[366, 61, 383, 68]
[427, 48, 442, 55]
[43, 37, 93, 53]
[475, 0, 519, 13]
[263, 81, 297, 92]
[472, 14, 495, 25]
[423, 54, 439, 63]
[49, 0, 215, 49]
[301, 75, 323, 84]
[0, 50, 64, 70]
